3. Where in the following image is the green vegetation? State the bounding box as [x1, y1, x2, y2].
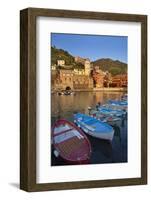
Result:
[73, 62, 84, 69]
[92, 58, 127, 75]
[51, 46, 75, 66]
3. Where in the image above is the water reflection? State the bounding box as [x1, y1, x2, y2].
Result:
[51, 91, 124, 124]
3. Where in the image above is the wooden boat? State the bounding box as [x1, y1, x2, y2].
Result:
[90, 110, 122, 127]
[98, 107, 126, 117]
[57, 90, 64, 95]
[102, 116, 122, 127]
[52, 119, 91, 164]
[107, 100, 127, 111]
[58, 90, 75, 96]
[109, 99, 127, 105]
[101, 103, 127, 112]
[108, 99, 127, 106]
[74, 113, 114, 141]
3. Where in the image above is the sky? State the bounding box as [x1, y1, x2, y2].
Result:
[51, 33, 128, 63]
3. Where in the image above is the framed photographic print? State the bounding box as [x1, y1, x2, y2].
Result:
[20, 8, 147, 191]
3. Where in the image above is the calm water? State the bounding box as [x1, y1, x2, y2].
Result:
[51, 91, 127, 166]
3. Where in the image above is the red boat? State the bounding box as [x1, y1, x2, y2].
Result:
[52, 119, 91, 164]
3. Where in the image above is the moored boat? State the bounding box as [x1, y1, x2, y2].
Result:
[57, 90, 65, 95]
[102, 116, 122, 127]
[107, 99, 127, 111]
[108, 99, 127, 106]
[57, 90, 75, 95]
[102, 103, 127, 112]
[52, 119, 91, 164]
[89, 110, 122, 127]
[74, 113, 114, 141]
[98, 107, 126, 117]
[121, 93, 128, 101]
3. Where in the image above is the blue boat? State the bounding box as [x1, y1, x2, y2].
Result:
[98, 107, 126, 117]
[108, 100, 127, 106]
[74, 113, 114, 141]
[107, 100, 127, 111]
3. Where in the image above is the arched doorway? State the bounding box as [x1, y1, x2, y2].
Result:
[66, 86, 71, 90]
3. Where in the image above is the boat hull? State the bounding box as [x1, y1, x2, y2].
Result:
[74, 113, 114, 141]
[107, 104, 127, 112]
[98, 107, 126, 118]
[75, 121, 114, 141]
[106, 119, 121, 127]
[108, 100, 127, 111]
[52, 119, 91, 164]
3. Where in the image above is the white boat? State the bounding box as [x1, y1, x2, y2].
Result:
[74, 113, 114, 141]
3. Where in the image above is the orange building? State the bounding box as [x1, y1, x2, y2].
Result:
[110, 74, 127, 87]
[92, 66, 105, 88]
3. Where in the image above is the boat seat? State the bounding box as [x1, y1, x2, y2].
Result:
[54, 130, 84, 144]
[54, 128, 73, 136]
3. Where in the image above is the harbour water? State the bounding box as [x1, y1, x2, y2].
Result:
[51, 91, 127, 166]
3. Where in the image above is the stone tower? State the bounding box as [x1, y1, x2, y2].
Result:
[84, 59, 91, 76]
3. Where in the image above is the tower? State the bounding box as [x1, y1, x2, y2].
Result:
[84, 59, 91, 76]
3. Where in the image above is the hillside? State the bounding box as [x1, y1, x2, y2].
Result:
[51, 46, 127, 75]
[92, 58, 127, 75]
[51, 46, 75, 66]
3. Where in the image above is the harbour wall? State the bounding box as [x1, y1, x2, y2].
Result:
[93, 87, 127, 92]
[73, 88, 127, 92]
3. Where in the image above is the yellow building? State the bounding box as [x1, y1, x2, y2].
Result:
[84, 59, 91, 76]
[57, 59, 65, 66]
[52, 59, 93, 90]
[73, 68, 85, 75]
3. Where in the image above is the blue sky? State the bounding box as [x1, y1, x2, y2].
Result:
[51, 33, 127, 63]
